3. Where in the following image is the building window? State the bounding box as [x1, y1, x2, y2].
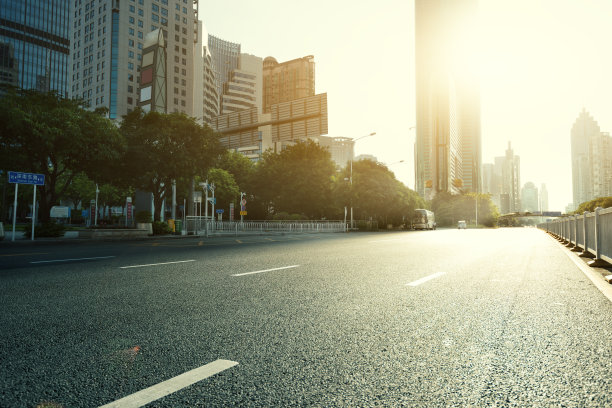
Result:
[129, 5, 135, 12]
[152, 4, 159, 12]
[138, 20, 143, 27]
[129, 16, 134, 24]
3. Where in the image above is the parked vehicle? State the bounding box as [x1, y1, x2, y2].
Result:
[413, 209, 436, 230]
[458, 220, 467, 229]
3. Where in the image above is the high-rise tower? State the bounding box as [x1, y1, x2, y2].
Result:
[0, 0, 70, 94]
[571, 109, 612, 207]
[414, 0, 481, 198]
[69, 0, 200, 119]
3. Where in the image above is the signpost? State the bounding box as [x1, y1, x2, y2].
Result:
[240, 192, 246, 223]
[8, 171, 45, 241]
[126, 197, 133, 227]
[216, 208, 223, 221]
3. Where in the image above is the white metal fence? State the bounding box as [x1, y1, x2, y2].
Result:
[184, 217, 347, 236]
[538, 206, 612, 266]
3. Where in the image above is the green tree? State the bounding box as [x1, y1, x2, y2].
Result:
[119, 109, 223, 221]
[574, 196, 612, 213]
[216, 150, 255, 192]
[431, 192, 499, 227]
[205, 168, 240, 217]
[342, 159, 425, 226]
[252, 140, 336, 219]
[61, 172, 96, 212]
[0, 88, 125, 222]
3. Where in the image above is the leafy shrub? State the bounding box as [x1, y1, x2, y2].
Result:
[24, 221, 66, 238]
[152, 221, 172, 235]
[135, 210, 152, 223]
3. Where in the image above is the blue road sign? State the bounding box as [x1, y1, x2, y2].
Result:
[8, 171, 45, 186]
[216, 209, 224, 214]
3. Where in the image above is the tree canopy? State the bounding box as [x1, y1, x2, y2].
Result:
[0, 88, 124, 221]
[573, 196, 612, 213]
[119, 109, 223, 221]
[252, 140, 336, 219]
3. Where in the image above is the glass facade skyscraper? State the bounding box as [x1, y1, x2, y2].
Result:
[208, 34, 240, 112]
[0, 0, 70, 94]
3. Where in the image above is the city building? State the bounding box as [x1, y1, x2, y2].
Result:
[220, 53, 261, 115]
[207, 34, 240, 113]
[202, 45, 218, 125]
[212, 93, 328, 161]
[500, 142, 521, 213]
[571, 109, 612, 207]
[0, 0, 70, 94]
[540, 183, 549, 212]
[69, 0, 200, 119]
[482, 142, 521, 213]
[414, 0, 481, 198]
[263, 55, 315, 113]
[312, 136, 354, 169]
[521, 182, 538, 213]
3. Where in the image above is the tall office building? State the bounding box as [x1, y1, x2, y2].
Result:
[414, 0, 481, 198]
[312, 136, 354, 169]
[482, 142, 520, 213]
[69, 0, 200, 119]
[521, 182, 538, 213]
[501, 142, 521, 212]
[571, 109, 612, 207]
[0, 0, 70, 94]
[539, 183, 549, 212]
[202, 45, 218, 125]
[220, 53, 261, 115]
[263, 55, 315, 113]
[207, 34, 240, 112]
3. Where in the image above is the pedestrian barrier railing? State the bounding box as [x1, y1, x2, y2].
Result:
[538, 206, 612, 267]
[184, 217, 347, 236]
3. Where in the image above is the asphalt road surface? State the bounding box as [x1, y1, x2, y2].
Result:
[1, 228, 611, 407]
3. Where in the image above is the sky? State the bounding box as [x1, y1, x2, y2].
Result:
[199, 0, 612, 211]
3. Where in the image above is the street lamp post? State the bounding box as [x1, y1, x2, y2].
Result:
[94, 184, 100, 226]
[349, 132, 376, 230]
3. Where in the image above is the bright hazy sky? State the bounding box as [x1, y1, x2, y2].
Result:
[199, 0, 612, 211]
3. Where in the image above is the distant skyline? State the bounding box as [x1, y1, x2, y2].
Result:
[199, 0, 612, 211]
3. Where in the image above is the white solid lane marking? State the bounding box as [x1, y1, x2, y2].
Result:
[232, 265, 300, 277]
[98, 359, 238, 408]
[30, 256, 116, 264]
[406, 272, 446, 287]
[119, 260, 195, 269]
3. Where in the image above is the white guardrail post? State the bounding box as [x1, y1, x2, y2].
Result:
[580, 211, 593, 258]
[588, 207, 608, 267]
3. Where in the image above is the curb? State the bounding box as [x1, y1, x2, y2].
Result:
[545, 232, 612, 303]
